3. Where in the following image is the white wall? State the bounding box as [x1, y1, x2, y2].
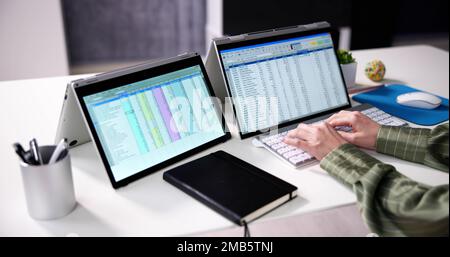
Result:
[205, 0, 223, 54]
[0, 0, 68, 81]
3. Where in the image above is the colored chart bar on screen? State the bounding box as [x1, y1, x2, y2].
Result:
[152, 87, 181, 142]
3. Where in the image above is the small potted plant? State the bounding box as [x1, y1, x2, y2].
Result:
[337, 49, 357, 89]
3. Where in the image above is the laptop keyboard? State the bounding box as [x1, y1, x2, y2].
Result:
[258, 107, 408, 167]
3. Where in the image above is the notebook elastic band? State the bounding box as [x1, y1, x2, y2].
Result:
[243, 221, 251, 237]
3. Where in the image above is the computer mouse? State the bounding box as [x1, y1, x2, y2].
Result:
[396, 91, 442, 109]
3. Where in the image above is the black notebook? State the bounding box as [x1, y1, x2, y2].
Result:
[163, 151, 297, 226]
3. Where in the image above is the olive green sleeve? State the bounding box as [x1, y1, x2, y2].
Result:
[376, 123, 449, 172]
[321, 142, 449, 236]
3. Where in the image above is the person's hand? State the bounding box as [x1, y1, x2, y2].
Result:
[326, 110, 381, 150]
[283, 122, 347, 160]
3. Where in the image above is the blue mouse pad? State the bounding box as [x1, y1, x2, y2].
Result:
[352, 84, 449, 126]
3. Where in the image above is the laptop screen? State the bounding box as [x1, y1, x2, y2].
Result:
[82, 64, 226, 183]
[218, 32, 350, 135]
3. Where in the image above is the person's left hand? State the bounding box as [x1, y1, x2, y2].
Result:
[283, 122, 347, 160]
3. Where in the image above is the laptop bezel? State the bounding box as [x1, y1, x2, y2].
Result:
[214, 25, 353, 139]
[72, 53, 231, 189]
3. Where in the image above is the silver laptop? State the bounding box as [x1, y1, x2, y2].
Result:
[55, 54, 199, 148]
[206, 21, 407, 168]
[55, 53, 230, 188]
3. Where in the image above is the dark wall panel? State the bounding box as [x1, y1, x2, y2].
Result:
[395, 0, 448, 34]
[223, 0, 352, 36]
[222, 0, 448, 50]
[62, 0, 206, 65]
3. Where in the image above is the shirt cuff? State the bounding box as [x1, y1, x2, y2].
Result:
[376, 125, 430, 163]
[320, 143, 383, 186]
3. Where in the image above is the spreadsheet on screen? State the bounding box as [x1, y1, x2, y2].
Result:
[219, 33, 349, 134]
[83, 65, 225, 181]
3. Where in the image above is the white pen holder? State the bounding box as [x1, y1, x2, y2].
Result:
[20, 145, 76, 220]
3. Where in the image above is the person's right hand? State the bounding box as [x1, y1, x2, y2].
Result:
[326, 110, 381, 150]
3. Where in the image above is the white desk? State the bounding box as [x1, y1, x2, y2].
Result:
[0, 45, 448, 236]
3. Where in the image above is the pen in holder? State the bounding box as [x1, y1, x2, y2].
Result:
[19, 145, 76, 220]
